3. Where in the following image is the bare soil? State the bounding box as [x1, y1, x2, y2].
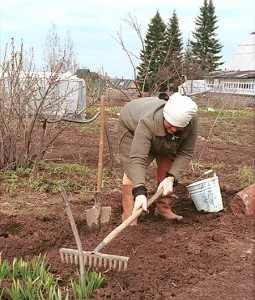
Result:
[0, 107, 254, 299]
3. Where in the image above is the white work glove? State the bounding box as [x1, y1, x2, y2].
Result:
[157, 177, 174, 196]
[132, 195, 148, 214]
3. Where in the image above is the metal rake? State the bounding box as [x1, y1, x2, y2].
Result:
[59, 188, 163, 271]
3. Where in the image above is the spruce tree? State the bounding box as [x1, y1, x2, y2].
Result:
[183, 39, 203, 80]
[190, 0, 223, 72]
[136, 11, 166, 93]
[162, 10, 183, 91]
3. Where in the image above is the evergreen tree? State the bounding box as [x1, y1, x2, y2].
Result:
[161, 10, 183, 91]
[136, 11, 166, 93]
[190, 0, 223, 72]
[183, 39, 203, 80]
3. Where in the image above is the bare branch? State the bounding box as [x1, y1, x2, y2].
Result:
[44, 111, 100, 124]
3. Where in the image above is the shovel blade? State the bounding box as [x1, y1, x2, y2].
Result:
[86, 206, 112, 227]
[100, 206, 112, 224]
[86, 206, 100, 227]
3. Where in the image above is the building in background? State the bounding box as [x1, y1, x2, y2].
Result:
[1, 71, 86, 117]
[179, 32, 255, 97]
[204, 70, 255, 96]
[228, 32, 255, 71]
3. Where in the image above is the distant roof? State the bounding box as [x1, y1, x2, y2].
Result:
[75, 69, 91, 78]
[90, 72, 102, 79]
[204, 70, 255, 79]
[228, 32, 255, 71]
[110, 78, 135, 89]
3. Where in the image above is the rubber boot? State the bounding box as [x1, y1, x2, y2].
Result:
[121, 184, 137, 226]
[154, 197, 183, 220]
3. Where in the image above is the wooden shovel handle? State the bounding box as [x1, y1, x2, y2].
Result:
[93, 189, 163, 253]
[97, 95, 105, 192]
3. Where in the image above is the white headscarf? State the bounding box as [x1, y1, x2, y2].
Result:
[163, 93, 198, 127]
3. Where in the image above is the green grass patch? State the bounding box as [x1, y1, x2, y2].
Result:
[0, 163, 97, 196]
[86, 106, 121, 115]
[199, 109, 255, 117]
[71, 271, 105, 299]
[191, 161, 230, 173]
[39, 162, 97, 176]
[81, 122, 100, 133]
[0, 254, 104, 299]
[239, 166, 255, 188]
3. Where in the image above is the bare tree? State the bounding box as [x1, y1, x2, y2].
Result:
[43, 23, 78, 73]
[111, 14, 142, 94]
[0, 36, 98, 175]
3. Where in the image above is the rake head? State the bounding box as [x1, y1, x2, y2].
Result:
[60, 248, 129, 271]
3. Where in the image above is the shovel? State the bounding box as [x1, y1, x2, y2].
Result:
[86, 95, 112, 227]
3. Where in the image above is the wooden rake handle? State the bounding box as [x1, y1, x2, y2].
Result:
[93, 189, 163, 253]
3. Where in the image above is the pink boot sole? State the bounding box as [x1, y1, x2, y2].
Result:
[154, 207, 183, 220]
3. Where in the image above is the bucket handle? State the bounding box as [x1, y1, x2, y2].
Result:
[194, 170, 214, 182]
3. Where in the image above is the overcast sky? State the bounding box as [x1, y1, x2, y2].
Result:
[1, 0, 254, 78]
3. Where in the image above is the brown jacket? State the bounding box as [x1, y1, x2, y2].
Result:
[118, 97, 198, 187]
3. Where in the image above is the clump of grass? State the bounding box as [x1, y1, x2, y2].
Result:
[0, 163, 97, 196]
[199, 109, 254, 117]
[81, 122, 100, 133]
[0, 254, 105, 299]
[104, 106, 121, 114]
[238, 166, 255, 188]
[39, 162, 97, 176]
[86, 106, 121, 115]
[71, 271, 105, 299]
